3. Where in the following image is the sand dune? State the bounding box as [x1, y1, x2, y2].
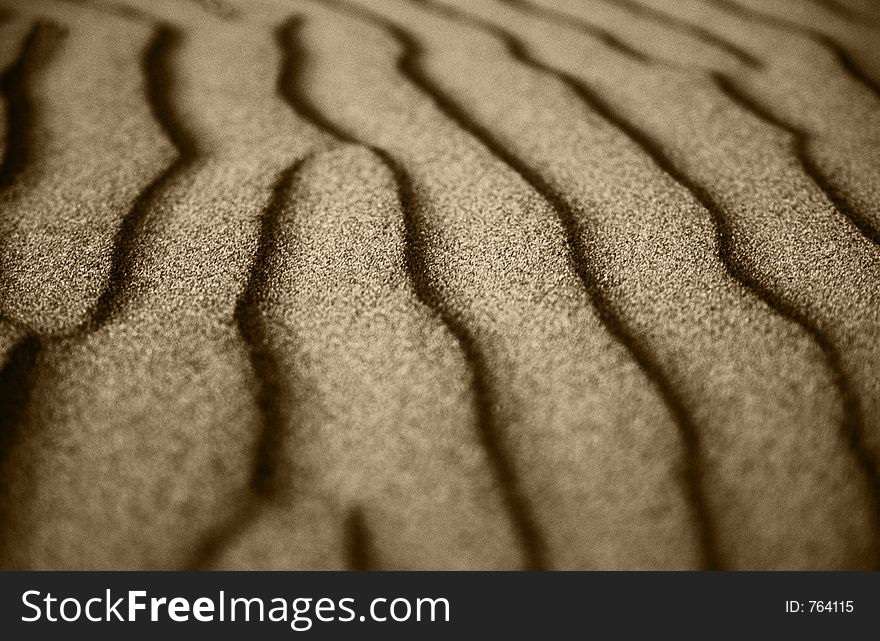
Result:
[0, 0, 878, 569]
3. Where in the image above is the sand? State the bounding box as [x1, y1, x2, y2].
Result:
[327, 0, 876, 569]
[0, 0, 878, 569]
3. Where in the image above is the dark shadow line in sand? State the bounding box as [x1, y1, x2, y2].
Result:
[322, 0, 724, 569]
[0, 335, 40, 561]
[565, 64, 880, 572]
[234, 160, 315, 499]
[512, 0, 762, 68]
[89, 24, 196, 329]
[0, 22, 65, 192]
[184, 21, 351, 570]
[815, 0, 880, 27]
[589, 83, 880, 564]
[345, 508, 375, 570]
[497, 0, 653, 65]
[0, 28, 63, 520]
[277, 12, 549, 572]
[502, 0, 880, 252]
[480, 15, 880, 558]
[0, 336, 37, 450]
[56, 20, 260, 570]
[0, 21, 61, 561]
[708, 0, 880, 99]
[186, 158, 314, 570]
[185, 500, 260, 569]
[189, 15, 544, 570]
[391, 0, 717, 570]
[336, 2, 720, 569]
[711, 74, 880, 248]
[377, 146, 548, 572]
[275, 17, 359, 146]
[421, 0, 880, 565]
[196, 158, 384, 571]
[132, 25, 199, 167]
[500, 0, 880, 251]
[311, 0, 727, 570]
[807, 33, 880, 98]
[601, 0, 762, 67]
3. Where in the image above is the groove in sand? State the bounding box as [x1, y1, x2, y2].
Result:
[428, 0, 880, 568]
[711, 0, 880, 97]
[0, 0, 877, 570]
[619, 0, 880, 244]
[90, 24, 191, 328]
[272, 12, 547, 570]
[290, 0, 706, 569]
[515, 0, 760, 68]
[0, 22, 65, 192]
[335, 0, 717, 568]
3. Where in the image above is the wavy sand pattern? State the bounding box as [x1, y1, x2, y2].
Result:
[0, 0, 878, 569]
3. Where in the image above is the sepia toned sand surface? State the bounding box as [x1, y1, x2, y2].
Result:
[0, 0, 878, 569]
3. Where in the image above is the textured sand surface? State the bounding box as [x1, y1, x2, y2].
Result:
[0, 0, 878, 570]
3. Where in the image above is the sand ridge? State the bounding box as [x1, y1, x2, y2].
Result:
[0, 0, 878, 569]
[338, 0, 877, 569]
